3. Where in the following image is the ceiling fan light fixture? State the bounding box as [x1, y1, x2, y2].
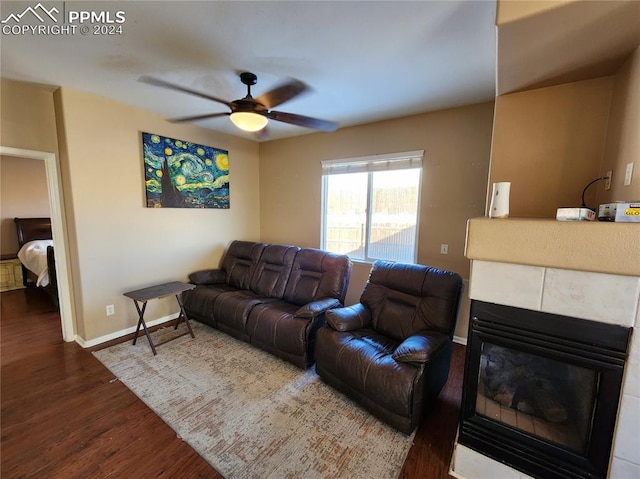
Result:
[230, 111, 268, 132]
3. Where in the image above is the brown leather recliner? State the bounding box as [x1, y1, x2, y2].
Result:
[315, 260, 463, 434]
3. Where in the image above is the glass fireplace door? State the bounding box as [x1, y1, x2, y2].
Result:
[476, 342, 598, 453]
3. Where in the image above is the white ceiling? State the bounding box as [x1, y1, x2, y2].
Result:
[0, 1, 497, 141]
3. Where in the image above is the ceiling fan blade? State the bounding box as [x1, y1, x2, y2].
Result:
[168, 112, 230, 123]
[267, 110, 338, 132]
[255, 79, 309, 109]
[139, 76, 233, 108]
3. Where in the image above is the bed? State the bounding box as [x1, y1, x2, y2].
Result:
[14, 217, 59, 310]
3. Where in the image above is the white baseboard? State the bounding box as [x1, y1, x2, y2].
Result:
[453, 335, 468, 346]
[75, 314, 177, 348]
[76, 315, 469, 348]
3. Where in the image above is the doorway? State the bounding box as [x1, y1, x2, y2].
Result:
[0, 146, 75, 341]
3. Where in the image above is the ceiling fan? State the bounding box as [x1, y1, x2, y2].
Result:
[139, 72, 338, 133]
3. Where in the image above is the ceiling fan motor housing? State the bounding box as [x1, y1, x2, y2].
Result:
[239, 72, 258, 86]
[233, 98, 266, 113]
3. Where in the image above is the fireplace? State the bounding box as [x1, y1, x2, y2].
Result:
[459, 300, 631, 479]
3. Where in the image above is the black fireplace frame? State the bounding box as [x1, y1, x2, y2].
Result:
[459, 300, 631, 479]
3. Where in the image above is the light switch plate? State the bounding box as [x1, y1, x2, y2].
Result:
[605, 170, 612, 190]
[624, 162, 634, 186]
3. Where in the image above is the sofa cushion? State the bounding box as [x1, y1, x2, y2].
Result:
[362, 260, 462, 341]
[247, 300, 307, 356]
[182, 284, 237, 325]
[249, 244, 299, 298]
[315, 326, 419, 417]
[283, 248, 352, 306]
[214, 290, 278, 341]
[222, 241, 266, 290]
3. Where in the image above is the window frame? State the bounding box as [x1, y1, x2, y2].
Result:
[320, 150, 424, 264]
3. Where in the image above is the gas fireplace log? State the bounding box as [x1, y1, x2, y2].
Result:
[483, 365, 568, 423]
[533, 382, 568, 423]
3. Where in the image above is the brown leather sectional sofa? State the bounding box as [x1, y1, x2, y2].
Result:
[182, 240, 352, 369]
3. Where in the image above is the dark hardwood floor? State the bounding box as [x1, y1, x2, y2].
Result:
[1, 287, 463, 478]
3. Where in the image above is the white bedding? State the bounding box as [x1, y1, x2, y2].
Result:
[17, 240, 53, 287]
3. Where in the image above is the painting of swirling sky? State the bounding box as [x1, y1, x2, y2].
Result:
[142, 132, 230, 209]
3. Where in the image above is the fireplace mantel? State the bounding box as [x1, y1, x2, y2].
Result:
[465, 217, 640, 277]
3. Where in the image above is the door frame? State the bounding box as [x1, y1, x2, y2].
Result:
[1, 146, 75, 341]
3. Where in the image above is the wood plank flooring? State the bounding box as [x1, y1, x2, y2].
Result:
[1, 288, 463, 478]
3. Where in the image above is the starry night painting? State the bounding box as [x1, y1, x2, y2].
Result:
[142, 133, 229, 208]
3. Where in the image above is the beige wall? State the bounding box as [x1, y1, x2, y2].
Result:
[598, 46, 640, 202]
[489, 77, 613, 217]
[496, 1, 640, 95]
[496, 0, 571, 25]
[0, 78, 59, 153]
[0, 155, 51, 255]
[51, 88, 261, 342]
[260, 102, 494, 338]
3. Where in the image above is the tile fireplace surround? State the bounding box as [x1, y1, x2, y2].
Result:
[451, 218, 640, 479]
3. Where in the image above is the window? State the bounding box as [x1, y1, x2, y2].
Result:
[321, 150, 423, 263]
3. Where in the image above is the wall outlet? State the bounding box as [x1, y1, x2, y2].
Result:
[106, 304, 115, 316]
[440, 243, 449, 255]
[605, 170, 612, 190]
[624, 162, 634, 186]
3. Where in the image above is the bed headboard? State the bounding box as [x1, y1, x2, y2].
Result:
[14, 217, 53, 248]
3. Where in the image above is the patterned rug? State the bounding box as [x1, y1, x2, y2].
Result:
[93, 322, 414, 479]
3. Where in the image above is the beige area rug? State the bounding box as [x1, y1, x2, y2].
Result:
[93, 322, 415, 479]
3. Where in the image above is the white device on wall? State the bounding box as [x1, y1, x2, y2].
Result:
[489, 182, 511, 218]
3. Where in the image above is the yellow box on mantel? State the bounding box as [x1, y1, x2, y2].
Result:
[598, 202, 640, 222]
[464, 217, 640, 277]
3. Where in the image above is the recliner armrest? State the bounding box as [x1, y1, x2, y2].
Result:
[295, 298, 341, 319]
[188, 269, 226, 285]
[325, 303, 372, 331]
[392, 332, 450, 365]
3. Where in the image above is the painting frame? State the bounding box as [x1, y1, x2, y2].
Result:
[142, 132, 230, 209]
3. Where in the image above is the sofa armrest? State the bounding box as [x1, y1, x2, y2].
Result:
[295, 297, 342, 319]
[188, 269, 226, 285]
[392, 332, 450, 365]
[325, 303, 372, 332]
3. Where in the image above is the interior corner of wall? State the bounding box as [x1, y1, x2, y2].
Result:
[496, 0, 572, 26]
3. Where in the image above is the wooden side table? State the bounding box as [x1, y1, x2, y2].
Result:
[123, 281, 196, 355]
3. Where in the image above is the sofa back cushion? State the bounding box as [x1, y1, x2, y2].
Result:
[283, 248, 352, 306]
[361, 260, 463, 341]
[250, 244, 300, 298]
[222, 241, 266, 290]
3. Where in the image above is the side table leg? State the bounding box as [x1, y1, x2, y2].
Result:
[132, 300, 145, 345]
[175, 294, 195, 339]
[132, 300, 157, 355]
